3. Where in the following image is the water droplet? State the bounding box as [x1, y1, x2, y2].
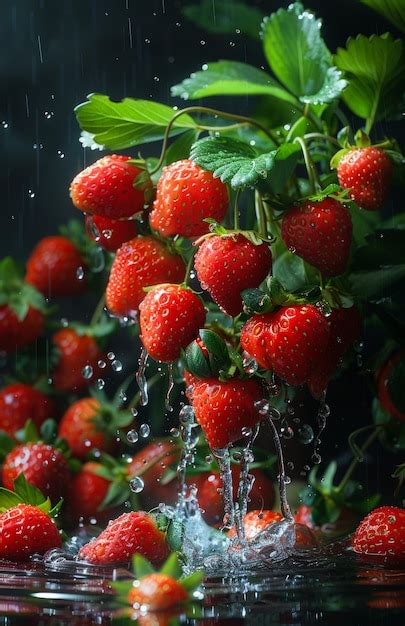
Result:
[98, 360, 106, 369]
[96, 378, 105, 390]
[127, 430, 139, 444]
[112, 359, 123, 372]
[1, 121, 9, 129]
[57, 150, 65, 159]
[130, 407, 138, 417]
[139, 423, 150, 438]
[129, 476, 144, 493]
[311, 452, 322, 465]
[76, 266, 85, 280]
[60, 318, 68, 327]
[81, 365, 93, 379]
[241, 426, 252, 437]
[297, 424, 314, 444]
[254, 399, 270, 415]
[179, 405, 194, 425]
[28, 189, 35, 198]
[107, 352, 115, 360]
[170, 427, 180, 437]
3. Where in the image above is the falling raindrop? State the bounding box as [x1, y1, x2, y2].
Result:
[107, 351, 115, 361]
[127, 430, 139, 444]
[139, 423, 150, 438]
[136, 349, 149, 406]
[98, 360, 106, 369]
[82, 365, 93, 379]
[130, 407, 138, 417]
[112, 360, 123, 372]
[76, 266, 85, 280]
[170, 428, 180, 437]
[96, 378, 105, 390]
[129, 476, 144, 493]
[297, 424, 314, 444]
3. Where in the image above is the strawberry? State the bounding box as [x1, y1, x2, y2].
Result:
[307, 305, 361, 398]
[376, 353, 405, 422]
[240, 305, 330, 386]
[139, 285, 206, 362]
[51, 328, 105, 392]
[25, 236, 87, 297]
[2, 442, 69, 503]
[85, 215, 138, 252]
[78, 511, 169, 565]
[191, 377, 264, 449]
[106, 237, 185, 318]
[337, 147, 393, 211]
[281, 198, 352, 276]
[228, 510, 282, 539]
[66, 462, 112, 522]
[0, 504, 61, 560]
[0, 305, 44, 353]
[70, 155, 150, 219]
[128, 572, 188, 611]
[194, 234, 272, 317]
[352, 506, 405, 564]
[0, 383, 55, 437]
[149, 159, 228, 238]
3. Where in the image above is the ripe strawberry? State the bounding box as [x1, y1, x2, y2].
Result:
[2, 442, 69, 502]
[337, 147, 393, 211]
[149, 159, 228, 238]
[85, 215, 138, 252]
[308, 306, 361, 398]
[0, 305, 44, 353]
[294, 504, 316, 528]
[128, 572, 188, 610]
[0, 504, 61, 560]
[51, 328, 104, 392]
[228, 510, 282, 539]
[139, 285, 206, 362]
[58, 397, 115, 460]
[352, 506, 405, 564]
[0, 383, 55, 437]
[281, 198, 352, 276]
[240, 305, 330, 386]
[66, 462, 112, 522]
[191, 377, 264, 449]
[194, 234, 272, 317]
[376, 353, 405, 422]
[25, 236, 87, 297]
[106, 237, 185, 318]
[78, 511, 169, 565]
[70, 155, 150, 219]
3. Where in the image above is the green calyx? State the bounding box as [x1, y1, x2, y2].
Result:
[242, 276, 313, 315]
[0, 473, 63, 519]
[0, 257, 47, 320]
[194, 219, 272, 247]
[182, 328, 247, 381]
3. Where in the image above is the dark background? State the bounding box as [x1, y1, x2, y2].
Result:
[1, 0, 403, 494]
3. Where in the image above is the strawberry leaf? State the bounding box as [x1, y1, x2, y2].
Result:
[160, 552, 182, 579]
[183, 0, 264, 40]
[0, 489, 23, 512]
[181, 569, 204, 593]
[360, 0, 405, 34]
[39, 419, 58, 444]
[0, 431, 15, 461]
[132, 553, 155, 578]
[182, 343, 212, 379]
[75, 94, 197, 150]
[190, 136, 300, 191]
[242, 288, 272, 314]
[99, 480, 129, 510]
[13, 473, 49, 508]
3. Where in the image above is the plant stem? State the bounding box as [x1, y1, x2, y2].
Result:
[127, 373, 161, 410]
[304, 133, 341, 148]
[184, 251, 195, 286]
[90, 294, 106, 326]
[255, 191, 267, 238]
[337, 426, 382, 493]
[151, 106, 280, 175]
[365, 92, 380, 135]
[233, 188, 241, 229]
[294, 136, 321, 194]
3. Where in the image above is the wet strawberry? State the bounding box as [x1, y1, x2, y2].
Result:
[228, 510, 282, 539]
[241, 305, 330, 386]
[337, 147, 393, 211]
[79, 511, 169, 565]
[85, 215, 138, 252]
[352, 506, 405, 564]
[51, 328, 105, 393]
[128, 573, 188, 610]
[376, 353, 405, 422]
[66, 462, 113, 523]
[2, 442, 69, 503]
[0, 384, 55, 437]
[70, 154, 150, 219]
[149, 159, 228, 238]
[26, 236, 87, 297]
[191, 377, 264, 449]
[0, 305, 44, 353]
[0, 504, 61, 560]
[139, 285, 206, 362]
[281, 198, 352, 276]
[58, 397, 112, 460]
[194, 234, 272, 316]
[106, 236, 185, 318]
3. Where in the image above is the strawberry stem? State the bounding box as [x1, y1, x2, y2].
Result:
[255, 191, 267, 239]
[233, 189, 241, 230]
[184, 252, 196, 286]
[294, 136, 321, 194]
[336, 426, 382, 493]
[304, 133, 341, 148]
[90, 293, 106, 326]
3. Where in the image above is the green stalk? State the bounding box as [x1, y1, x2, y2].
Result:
[255, 191, 267, 239]
[336, 426, 382, 493]
[233, 188, 241, 230]
[294, 136, 321, 194]
[183, 251, 196, 287]
[90, 293, 106, 326]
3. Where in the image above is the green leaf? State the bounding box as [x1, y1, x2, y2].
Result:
[99, 480, 129, 510]
[39, 419, 58, 444]
[349, 265, 405, 299]
[181, 570, 204, 592]
[0, 431, 16, 461]
[190, 136, 300, 190]
[75, 94, 197, 150]
[165, 130, 199, 166]
[261, 3, 346, 103]
[160, 553, 182, 579]
[360, 0, 405, 33]
[132, 554, 155, 578]
[241, 288, 272, 314]
[387, 357, 405, 412]
[335, 34, 404, 122]
[171, 61, 296, 103]
[272, 247, 318, 292]
[13, 473, 48, 507]
[0, 488, 23, 512]
[21, 419, 39, 443]
[183, 342, 212, 379]
[183, 0, 264, 39]
[320, 462, 337, 493]
[199, 329, 228, 362]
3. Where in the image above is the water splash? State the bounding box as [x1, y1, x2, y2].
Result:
[265, 416, 293, 521]
[212, 447, 234, 529]
[312, 393, 330, 465]
[135, 349, 149, 406]
[165, 363, 174, 412]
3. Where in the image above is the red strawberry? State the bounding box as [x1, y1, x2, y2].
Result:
[194, 234, 272, 317]
[352, 506, 405, 564]
[228, 510, 282, 539]
[281, 198, 352, 276]
[337, 147, 393, 211]
[149, 159, 228, 238]
[0, 503, 61, 560]
[78, 511, 169, 565]
[25, 236, 87, 297]
[66, 462, 112, 522]
[85, 215, 138, 252]
[70, 155, 150, 219]
[128, 572, 188, 610]
[376, 353, 405, 422]
[2, 442, 69, 502]
[139, 285, 206, 362]
[191, 377, 264, 449]
[0, 383, 55, 437]
[294, 504, 316, 528]
[307, 305, 361, 398]
[106, 237, 185, 318]
[0, 305, 44, 353]
[240, 305, 330, 386]
[58, 397, 112, 460]
[51, 328, 105, 392]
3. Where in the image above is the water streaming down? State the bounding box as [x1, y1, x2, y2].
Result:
[135, 348, 149, 406]
[165, 362, 174, 412]
[212, 447, 235, 529]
